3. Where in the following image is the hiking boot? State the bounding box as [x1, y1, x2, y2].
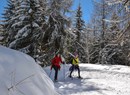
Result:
[54, 79, 58, 82]
[69, 75, 72, 78]
[78, 76, 83, 79]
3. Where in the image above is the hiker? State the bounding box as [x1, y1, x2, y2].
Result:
[69, 54, 82, 78]
[51, 53, 64, 81]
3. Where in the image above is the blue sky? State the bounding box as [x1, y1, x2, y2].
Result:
[0, 0, 94, 23]
[0, 0, 7, 19]
[73, 0, 94, 22]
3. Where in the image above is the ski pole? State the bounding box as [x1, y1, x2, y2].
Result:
[63, 62, 65, 81]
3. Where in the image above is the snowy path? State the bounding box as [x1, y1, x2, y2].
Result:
[44, 64, 130, 95]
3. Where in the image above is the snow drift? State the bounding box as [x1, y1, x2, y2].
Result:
[0, 45, 59, 95]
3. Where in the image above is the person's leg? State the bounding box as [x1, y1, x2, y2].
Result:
[75, 65, 81, 78]
[77, 67, 81, 77]
[55, 68, 58, 81]
[54, 66, 58, 81]
[69, 65, 74, 77]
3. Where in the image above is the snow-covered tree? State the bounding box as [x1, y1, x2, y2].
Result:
[0, 24, 4, 44]
[9, 0, 45, 57]
[105, 12, 120, 41]
[73, 4, 86, 62]
[99, 0, 130, 65]
[38, 0, 73, 65]
[2, 0, 47, 60]
[99, 44, 129, 65]
[84, 0, 109, 64]
[86, 0, 129, 65]
[75, 4, 85, 42]
[1, 0, 73, 66]
[2, 0, 17, 46]
[105, 0, 130, 12]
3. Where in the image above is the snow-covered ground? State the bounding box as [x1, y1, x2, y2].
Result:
[1, 45, 130, 95]
[44, 63, 130, 95]
[0, 45, 59, 95]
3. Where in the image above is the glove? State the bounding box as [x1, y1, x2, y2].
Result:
[62, 62, 65, 64]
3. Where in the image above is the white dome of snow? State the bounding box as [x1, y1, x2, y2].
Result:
[0, 45, 59, 95]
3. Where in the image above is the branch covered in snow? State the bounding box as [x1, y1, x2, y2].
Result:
[105, 0, 130, 12]
[103, 16, 129, 23]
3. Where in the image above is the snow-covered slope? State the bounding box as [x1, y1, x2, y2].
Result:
[0, 45, 59, 95]
[44, 64, 130, 95]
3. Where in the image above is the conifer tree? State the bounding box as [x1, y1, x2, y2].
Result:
[2, 0, 17, 46]
[74, 4, 86, 62]
[41, 0, 72, 65]
[2, 0, 46, 58]
[108, 12, 120, 41]
[75, 4, 85, 42]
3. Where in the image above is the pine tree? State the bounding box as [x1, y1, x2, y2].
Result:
[2, 0, 17, 46]
[74, 4, 86, 62]
[2, 0, 46, 58]
[94, 1, 130, 65]
[2, 0, 72, 66]
[40, 0, 72, 65]
[75, 4, 85, 42]
[108, 12, 120, 41]
[0, 24, 4, 44]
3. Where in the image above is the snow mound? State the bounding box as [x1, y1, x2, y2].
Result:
[0, 45, 59, 95]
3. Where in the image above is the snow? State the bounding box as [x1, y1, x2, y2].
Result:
[0, 36, 4, 40]
[1, 45, 130, 95]
[33, 22, 39, 27]
[105, 0, 122, 5]
[0, 45, 59, 95]
[19, 16, 26, 21]
[15, 25, 29, 38]
[28, 9, 33, 13]
[9, 40, 17, 48]
[105, 0, 130, 12]
[44, 64, 130, 95]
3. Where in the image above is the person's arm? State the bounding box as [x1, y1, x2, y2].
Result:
[58, 56, 62, 64]
[50, 58, 55, 70]
[50, 65, 53, 70]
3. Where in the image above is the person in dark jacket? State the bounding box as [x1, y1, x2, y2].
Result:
[51, 53, 63, 81]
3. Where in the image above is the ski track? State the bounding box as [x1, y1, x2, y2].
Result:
[54, 64, 130, 95]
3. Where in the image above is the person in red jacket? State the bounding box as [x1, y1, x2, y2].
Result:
[51, 53, 63, 82]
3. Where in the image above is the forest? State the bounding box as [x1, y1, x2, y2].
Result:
[0, 0, 130, 66]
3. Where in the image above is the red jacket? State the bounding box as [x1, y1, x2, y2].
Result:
[51, 56, 62, 69]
